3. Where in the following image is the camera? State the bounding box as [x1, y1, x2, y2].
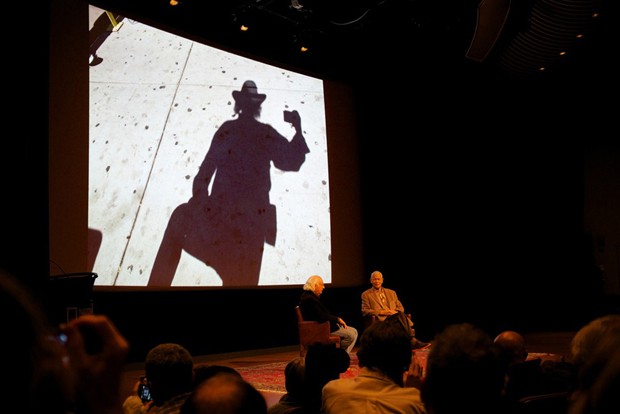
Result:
[138, 376, 152, 403]
[283, 110, 295, 123]
[78, 324, 103, 355]
[49, 326, 101, 355]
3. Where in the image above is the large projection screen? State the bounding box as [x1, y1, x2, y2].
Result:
[88, 11, 331, 288]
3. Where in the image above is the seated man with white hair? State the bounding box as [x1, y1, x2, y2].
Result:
[298, 275, 358, 354]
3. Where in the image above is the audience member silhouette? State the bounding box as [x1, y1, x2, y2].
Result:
[180, 371, 268, 414]
[494, 331, 528, 366]
[421, 323, 507, 414]
[569, 315, 620, 414]
[321, 321, 425, 414]
[301, 343, 350, 413]
[193, 365, 242, 387]
[571, 315, 620, 374]
[298, 275, 358, 353]
[569, 328, 620, 414]
[125, 343, 194, 414]
[148, 80, 310, 287]
[494, 330, 574, 403]
[267, 357, 310, 414]
[1, 269, 129, 414]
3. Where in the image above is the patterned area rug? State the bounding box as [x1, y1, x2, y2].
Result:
[236, 350, 557, 393]
[237, 350, 430, 393]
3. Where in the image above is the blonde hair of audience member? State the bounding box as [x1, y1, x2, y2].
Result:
[569, 326, 620, 414]
[571, 315, 620, 370]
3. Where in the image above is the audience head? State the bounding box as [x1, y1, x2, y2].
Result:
[145, 343, 194, 405]
[571, 315, 620, 370]
[303, 275, 325, 296]
[569, 322, 620, 414]
[494, 330, 528, 366]
[283, 357, 306, 399]
[194, 365, 241, 387]
[422, 323, 507, 414]
[357, 320, 412, 386]
[182, 372, 267, 414]
[304, 343, 350, 392]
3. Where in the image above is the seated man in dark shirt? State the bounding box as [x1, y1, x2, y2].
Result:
[298, 275, 358, 353]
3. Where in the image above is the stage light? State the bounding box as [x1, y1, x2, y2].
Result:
[170, 0, 179, 5]
[241, 25, 249, 31]
[301, 46, 308, 52]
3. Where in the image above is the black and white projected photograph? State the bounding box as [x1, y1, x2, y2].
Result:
[88, 7, 331, 287]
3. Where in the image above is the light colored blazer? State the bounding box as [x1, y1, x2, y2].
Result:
[361, 287, 405, 322]
[322, 367, 425, 414]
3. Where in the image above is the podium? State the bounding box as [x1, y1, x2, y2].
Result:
[46, 273, 98, 325]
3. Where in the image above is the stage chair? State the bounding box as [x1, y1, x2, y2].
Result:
[295, 306, 340, 356]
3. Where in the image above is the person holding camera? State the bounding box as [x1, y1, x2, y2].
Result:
[123, 343, 195, 414]
[1, 269, 130, 414]
[64, 314, 131, 414]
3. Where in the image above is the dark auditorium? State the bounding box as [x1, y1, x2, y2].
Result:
[3, 1, 619, 414]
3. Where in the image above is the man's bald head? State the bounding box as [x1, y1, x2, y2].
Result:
[187, 372, 267, 414]
[494, 331, 527, 365]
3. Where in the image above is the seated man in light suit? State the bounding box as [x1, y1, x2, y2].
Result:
[361, 271, 429, 350]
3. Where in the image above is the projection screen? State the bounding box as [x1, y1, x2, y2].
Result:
[88, 11, 331, 288]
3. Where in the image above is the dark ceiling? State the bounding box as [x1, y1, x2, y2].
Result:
[89, 0, 614, 85]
